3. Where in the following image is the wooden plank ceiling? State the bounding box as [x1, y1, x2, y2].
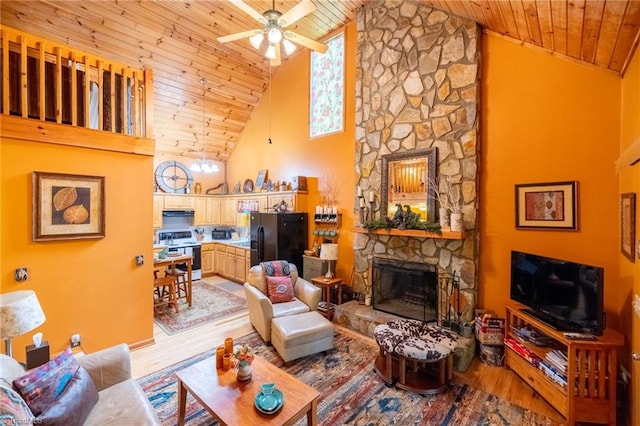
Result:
[1, 1, 639, 161]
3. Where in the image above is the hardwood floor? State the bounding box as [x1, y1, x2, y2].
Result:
[131, 276, 565, 424]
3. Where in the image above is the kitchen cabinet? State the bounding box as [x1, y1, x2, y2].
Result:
[195, 197, 220, 226]
[225, 245, 236, 278]
[221, 197, 237, 226]
[267, 193, 295, 212]
[164, 195, 195, 209]
[234, 247, 247, 282]
[215, 244, 226, 276]
[201, 243, 215, 277]
[153, 195, 164, 228]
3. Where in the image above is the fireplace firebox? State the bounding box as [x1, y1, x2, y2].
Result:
[372, 257, 438, 322]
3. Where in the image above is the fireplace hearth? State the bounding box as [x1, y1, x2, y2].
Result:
[372, 257, 438, 322]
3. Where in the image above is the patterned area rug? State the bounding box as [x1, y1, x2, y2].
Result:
[153, 281, 247, 335]
[139, 331, 558, 425]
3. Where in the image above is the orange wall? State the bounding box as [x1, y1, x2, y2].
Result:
[227, 23, 356, 280]
[479, 34, 622, 324]
[1, 138, 154, 360]
[619, 47, 640, 424]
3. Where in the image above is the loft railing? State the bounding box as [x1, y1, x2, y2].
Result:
[1, 25, 153, 139]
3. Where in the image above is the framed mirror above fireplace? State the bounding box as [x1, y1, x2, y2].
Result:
[380, 148, 437, 223]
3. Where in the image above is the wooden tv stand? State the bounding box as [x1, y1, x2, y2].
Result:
[505, 305, 623, 425]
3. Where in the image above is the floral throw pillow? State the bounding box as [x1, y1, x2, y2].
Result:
[266, 276, 295, 304]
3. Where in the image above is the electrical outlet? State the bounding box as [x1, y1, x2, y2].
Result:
[70, 334, 81, 348]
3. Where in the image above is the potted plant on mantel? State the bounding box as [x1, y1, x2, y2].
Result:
[430, 175, 463, 232]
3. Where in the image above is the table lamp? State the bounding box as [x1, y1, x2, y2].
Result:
[320, 243, 339, 280]
[0, 290, 46, 358]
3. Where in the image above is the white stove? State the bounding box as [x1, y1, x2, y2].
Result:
[157, 229, 201, 279]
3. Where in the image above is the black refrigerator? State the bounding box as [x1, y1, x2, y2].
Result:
[250, 212, 308, 272]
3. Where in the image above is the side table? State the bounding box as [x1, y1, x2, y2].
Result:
[310, 276, 343, 305]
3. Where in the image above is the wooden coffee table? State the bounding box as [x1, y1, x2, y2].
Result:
[176, 355, 319, 425]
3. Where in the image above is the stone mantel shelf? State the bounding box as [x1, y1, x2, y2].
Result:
[351, 227, 465, 240]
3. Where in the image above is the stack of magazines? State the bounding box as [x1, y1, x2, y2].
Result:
[538, 350, 568, 388]
[504, 336, 540, 365]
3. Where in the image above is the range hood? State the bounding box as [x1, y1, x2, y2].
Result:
[162, 210, 195, 217]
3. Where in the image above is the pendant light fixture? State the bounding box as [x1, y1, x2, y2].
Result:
[190, 78, 219, 173]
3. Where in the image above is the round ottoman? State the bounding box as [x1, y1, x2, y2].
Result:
[373, 320, 458, 395]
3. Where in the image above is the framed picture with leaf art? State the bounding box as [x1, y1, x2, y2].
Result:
[33, 172, 105, 241]
[621, 192, 636, 262]
[515, 181, 578, 230]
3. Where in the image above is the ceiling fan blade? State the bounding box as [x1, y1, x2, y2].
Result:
[284, 31, 328, 54]
[278, 0, 316, 27]
[228, 0, 267, 24]
[217, 29, 262, 44]
[271, 43, 282, 66]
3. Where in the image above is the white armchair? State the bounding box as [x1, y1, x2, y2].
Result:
[244, 262, 322, 343]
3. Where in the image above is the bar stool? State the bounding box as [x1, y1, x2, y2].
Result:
[153, 275, 179, 313]
[165, 268, 188, 302]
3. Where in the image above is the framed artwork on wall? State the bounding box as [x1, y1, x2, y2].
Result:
[515, 181, 578, 230]
[621, 192, 636, 262]
[33, 172, 105, 241]
[255, 169, 268, 190]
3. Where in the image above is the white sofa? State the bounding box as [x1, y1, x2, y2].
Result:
[244, 262, 322, 343]
[0, 344, 160, 425]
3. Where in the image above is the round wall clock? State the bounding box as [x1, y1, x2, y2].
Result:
[154, 161, 194, 193]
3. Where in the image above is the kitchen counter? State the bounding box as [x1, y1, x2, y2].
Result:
[202, 240, 250, 248]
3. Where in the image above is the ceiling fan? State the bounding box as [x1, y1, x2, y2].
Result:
[217, 0, 328, 66]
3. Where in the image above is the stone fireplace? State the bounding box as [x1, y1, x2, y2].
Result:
[348, 0, 480, 370]
[372, 257, 438, 322]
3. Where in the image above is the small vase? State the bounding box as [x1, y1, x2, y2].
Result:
[450, 212, 464, 232]
[439, 208, 451, 229]
[236, 362, 252, 382]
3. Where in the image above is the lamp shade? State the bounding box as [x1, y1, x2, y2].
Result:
[319, 243, 339, 261]
[0, 290, 46, 339]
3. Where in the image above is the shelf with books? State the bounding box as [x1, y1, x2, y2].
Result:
[505, 305, 623, 425]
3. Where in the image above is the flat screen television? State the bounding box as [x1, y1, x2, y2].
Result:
[510, 250, 605, 335]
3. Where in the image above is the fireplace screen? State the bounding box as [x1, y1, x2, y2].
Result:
[372, 258, 438, 322]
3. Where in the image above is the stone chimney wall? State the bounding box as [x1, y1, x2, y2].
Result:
[354, 0, 480, 323]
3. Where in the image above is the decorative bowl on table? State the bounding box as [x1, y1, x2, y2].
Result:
[254, 383, 284, 414]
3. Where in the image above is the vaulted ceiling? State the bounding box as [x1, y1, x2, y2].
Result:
[2, 1, 639, 161]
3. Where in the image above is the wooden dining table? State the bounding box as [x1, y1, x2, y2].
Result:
[153, 254, 193, 307]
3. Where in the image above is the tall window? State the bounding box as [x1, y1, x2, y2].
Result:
[310, 32, 344, 138]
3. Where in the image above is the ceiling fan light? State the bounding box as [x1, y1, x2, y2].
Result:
[268, 28, 282, 44]
[265, 44, 277, 59]
[283, 39, 296, 55]
[249, 33, 264, 49]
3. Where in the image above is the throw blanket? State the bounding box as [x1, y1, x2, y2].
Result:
[261, 260, 290, 277]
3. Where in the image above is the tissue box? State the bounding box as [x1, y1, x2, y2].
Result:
[291, 176, 307, 191]
[26, 341, 50, 369]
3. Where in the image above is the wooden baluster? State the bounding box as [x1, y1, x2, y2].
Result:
[83, 55, 91, 129]
[144, 68, 154, 138]
[2, 30, 9, 115]
[38, 41, 45, 120]
[120, 67, 126, 134]
[19, 35, 27, 118]
[97, 59, 103, 131]
[70, 52, 77, 126]
[54, 47, 62, 123]
[131, 70, 139, 137]
[109, 63, 115, 132]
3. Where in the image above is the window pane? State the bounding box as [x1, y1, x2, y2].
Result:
[310, 32, 344, 138]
